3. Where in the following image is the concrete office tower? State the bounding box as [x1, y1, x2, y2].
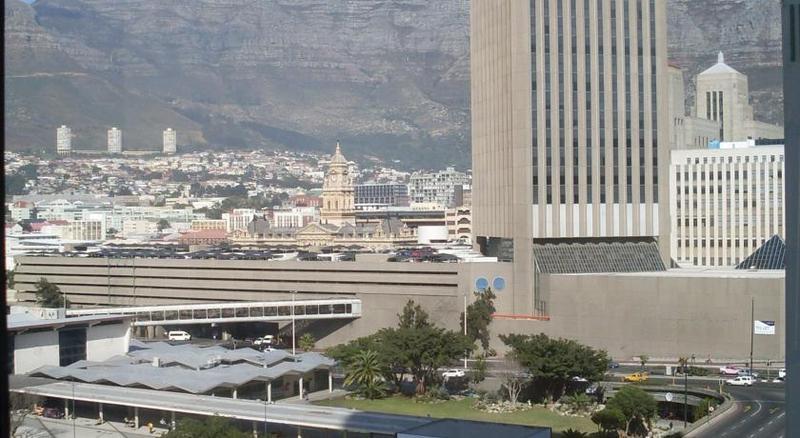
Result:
[163, 128, 176, 154]
[107, 127, 122, 154]
[670, 143, 785, 267]
[56, 125, 71, 156]
[782, 1, 799, 435]
[471, 0, 669, 311]
[695, 52, 784, 142]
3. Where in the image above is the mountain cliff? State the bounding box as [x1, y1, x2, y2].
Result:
[4, 0, 783, 167]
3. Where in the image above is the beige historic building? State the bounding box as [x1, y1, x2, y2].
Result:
[320, 142, 355, 226]
[471, 0, 670, 314]
[693, 53, 784, 142]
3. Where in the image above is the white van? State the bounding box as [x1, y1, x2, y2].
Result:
[167, 330, 192, 341]
[254, 335, 274, 346]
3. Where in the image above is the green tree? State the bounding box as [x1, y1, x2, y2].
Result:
[470, 353, 488, 384]
[343, 350, 387, 399]
[163, 416, 249, 438]
[299, 333, 316, 352]
[695, 398, 718, 422]
[35, 278, 69, 308]
[460, 288, 497, 352]
[7, 270, 15, 289]
[157, 219, 171, 231]
[398, 300, 431, 329]
[591, 407, 627, 434]
[606, 385, 658, 436]
[500, 333, 609, 402]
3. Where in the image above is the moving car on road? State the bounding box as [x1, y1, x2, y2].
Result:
[719, 365, 740, 376]
[442, 369, 466, 379]
[624, 372, 649, 383]
[726, 375, 755, 386]
[737, 368, 759, 379]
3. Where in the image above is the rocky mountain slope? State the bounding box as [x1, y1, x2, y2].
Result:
[4, 0, 783, 168]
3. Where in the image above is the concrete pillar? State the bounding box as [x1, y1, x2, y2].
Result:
[146, 326, 155, 339]
[267, 382, 272, 403]
[64, 399, 70, 418]
[171, 411, 176, 430]
[297, 426, 303, 438]
[299, 377, 304, 399]
[233, 387, 238, 399]
[98, 403, 104, 422]
[328, 371, 333, 393]
[252, 422, 258, 438]
[134, 406, 139, 429]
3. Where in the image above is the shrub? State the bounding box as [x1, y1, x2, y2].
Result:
[562, 393, 593, 413]
[561, 429, 589, 438]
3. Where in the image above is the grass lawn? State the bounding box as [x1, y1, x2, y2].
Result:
[315, 396, 596, 434]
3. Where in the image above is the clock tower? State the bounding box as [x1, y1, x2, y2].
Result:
[320, 141, 355, 226]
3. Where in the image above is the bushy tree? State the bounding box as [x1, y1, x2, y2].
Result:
[329, 300, 473, 395]
[470, 353, 488, 384]
[591, 407, 627, 433]
[163, 416, 249, 438]
[500, 333, 609, 402]
[35, 278, 69, 308]
[561, 430, 589, 438]
[460, 288, 497, 352]
[157, 219, 171, 231]
[606, 385, 658, 436]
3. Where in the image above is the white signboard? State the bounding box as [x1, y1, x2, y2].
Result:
[754, 320, 776, 335]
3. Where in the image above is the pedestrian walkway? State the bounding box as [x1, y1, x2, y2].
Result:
[18, 415, 167, 437]
[279, 388, 349, 404]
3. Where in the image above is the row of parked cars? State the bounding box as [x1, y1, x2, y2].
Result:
[720, 364, 786, 386]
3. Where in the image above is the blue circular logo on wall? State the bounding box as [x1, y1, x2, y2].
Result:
[492, 277, 506, 291]
[475, 277, 489, 291]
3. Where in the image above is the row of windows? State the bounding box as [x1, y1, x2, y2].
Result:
[679, 155, 784, 165]
[678, 239, 770, 249]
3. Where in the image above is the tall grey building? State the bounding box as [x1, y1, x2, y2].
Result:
[107, 127, 122, 154]
[163, 128, 177, 154]
[56, 125, 72, 156]
[471, 0, 669, 313]
[782, 0, 799, 435]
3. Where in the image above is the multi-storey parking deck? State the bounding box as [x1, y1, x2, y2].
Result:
[66, 298, 362, 326]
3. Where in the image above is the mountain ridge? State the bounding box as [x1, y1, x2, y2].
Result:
[4, 0, 783, 168]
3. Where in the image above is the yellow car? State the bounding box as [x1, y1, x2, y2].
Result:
[624, 372, 649, 383]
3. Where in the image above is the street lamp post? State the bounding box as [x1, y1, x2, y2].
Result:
[292, 291, 296, 359]
[463, 294, 468, 369]
[683, 370, 688, 428]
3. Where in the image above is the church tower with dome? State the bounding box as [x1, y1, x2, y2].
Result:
[320, 141, 355, 226]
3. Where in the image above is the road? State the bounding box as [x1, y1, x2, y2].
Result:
[692, 383, 785, 438]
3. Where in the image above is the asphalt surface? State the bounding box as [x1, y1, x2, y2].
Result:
[692, 383, 785, 438]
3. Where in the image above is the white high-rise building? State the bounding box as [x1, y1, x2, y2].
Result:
[163, 128, 177, 154]
[56, 125, 72, 156]
[108, 127, 122, 154]
[670, 142, 785, 267]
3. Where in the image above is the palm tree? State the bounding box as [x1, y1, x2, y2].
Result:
[299, 333, 316, 352]
[678, 356, 690, 375]
[344, 350, 386, 399]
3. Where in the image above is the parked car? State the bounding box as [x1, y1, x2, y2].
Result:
[571, 376, 589, 382]
[726, 375, 755, 386]
[442, 369, 466, 379]
[624, 372, 649, 383]
[778, 368, 786, 379]
[773, 376, 785, 383]
[608, 361, 620, 369]
[719, 365, 740, 376]
[737, 368, 759, 379]
[43, 407, 64, 419]
[167, 330, 191, 341]
[254, 335, 274, 346]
